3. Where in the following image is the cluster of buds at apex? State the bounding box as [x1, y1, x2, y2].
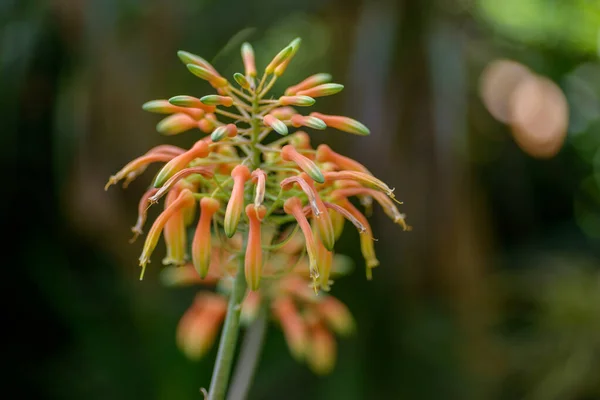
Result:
[107, 38, 409, 374]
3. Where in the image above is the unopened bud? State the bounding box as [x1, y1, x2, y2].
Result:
[263, 114, 288, 135]
[233, 72, 251, 89]
[279, 95, 315, 106]
[200, 95, 234, 107]
[310, 112, 370, 136]
[297, 83, 344, 98]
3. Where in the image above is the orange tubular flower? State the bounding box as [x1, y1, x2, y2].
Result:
[149, 166, 213, 204]
[315, 238, 333, 291]
[324, 170, 395, 197]
[281, 145, 324, 184]
[307, 323, 336, 375]
[176, 293, 228, 360]
[224, 165, 251, 237]
[299, 172, 335, 251]
[105, 152, 175, 190]
[284, 197, 319, 289]
[268, 106, 297, 120]
[263, 114, 288, 136]
[192, 197, 220, 278]
[245, 204, 266, 290]
[315, 144, 371, 174]
[272, 296, 307, 360]
[163, 189, 188, 266]
[139, 188, 195, 277]
[285, 73, 332, 96]
[318, 296, 355, 336]
[153, 140, 210, 187]
[332, 195, 379, 276]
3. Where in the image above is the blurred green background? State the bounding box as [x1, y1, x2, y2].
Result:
[4, 0, 600, 399]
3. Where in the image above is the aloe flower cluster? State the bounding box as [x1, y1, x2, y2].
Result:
[106, 38, 409, 378]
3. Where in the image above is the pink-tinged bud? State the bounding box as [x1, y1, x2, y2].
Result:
[316, 238, 333, 290]
[285, 73, 332, 96]
[265, 45, 294, 74]
[284, 197, 319, 289]
[333, 196, 379, 273]
[142, 99, 206, 119]
[200, 95, 234, 107]
[307, 324, 336, 375]
[148, 166, 213, 204]
[130, 187, 159, 242]
[233, 72, 251, 89]
[105, 153, 175, 190]
[263, 114, 288, 136]
[198, 117, 216, 133]
[224, 165, 251, 237]
[315, 144, 371, 174]
[168, 95, 216, 113]
[245, 204, 267, 290]
[279, 95, 315, 106]
[323, 201, 366, 235]
[318, 296, 355, 336]
[192, 197, 221, 278]
[241, 42, 256, 77]
[289, 131, 311, 150]
[272, 296, 307, 360]
[241, 291, 261, 324]
[309, 112, 370, 136]
[186, 64, 228, 88]
[211, 124, 238, 142]
[324, 171, 394, 197]
[290, 114, 327, 130]
[139, 189, 195, 277]
[163, 189, 187, 266]
[269, 107, 297, 120]
[153, 140, 210, 187]
[281, 145, 324, 183]
[156, 113, 198, 136]
[251, 169, 267, 208]
[176, 294, 227, 360]
[297, 83, 344, 98]
[177, 50, 220, 74]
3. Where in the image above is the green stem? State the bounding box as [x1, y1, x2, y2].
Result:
[207, 255, 248, 400]
[226, 308, 268, 400]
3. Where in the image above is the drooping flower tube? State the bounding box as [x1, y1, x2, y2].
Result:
[224, 165, 251, 237]
[284, 197, 319, 289]
[163, 188, 188, 266]
[245, 204, 266, 290]
[272, 296, 307, 360]
[281, 145, 324, 184]
[192, 197, 221, 278]
[153, 140, 210, 187]
[130, 187, 159, 242]
[139, 188, 195, 277]
[315, 144, 372, 174]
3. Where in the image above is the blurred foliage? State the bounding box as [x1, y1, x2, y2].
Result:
[5, 0, 600, 399]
